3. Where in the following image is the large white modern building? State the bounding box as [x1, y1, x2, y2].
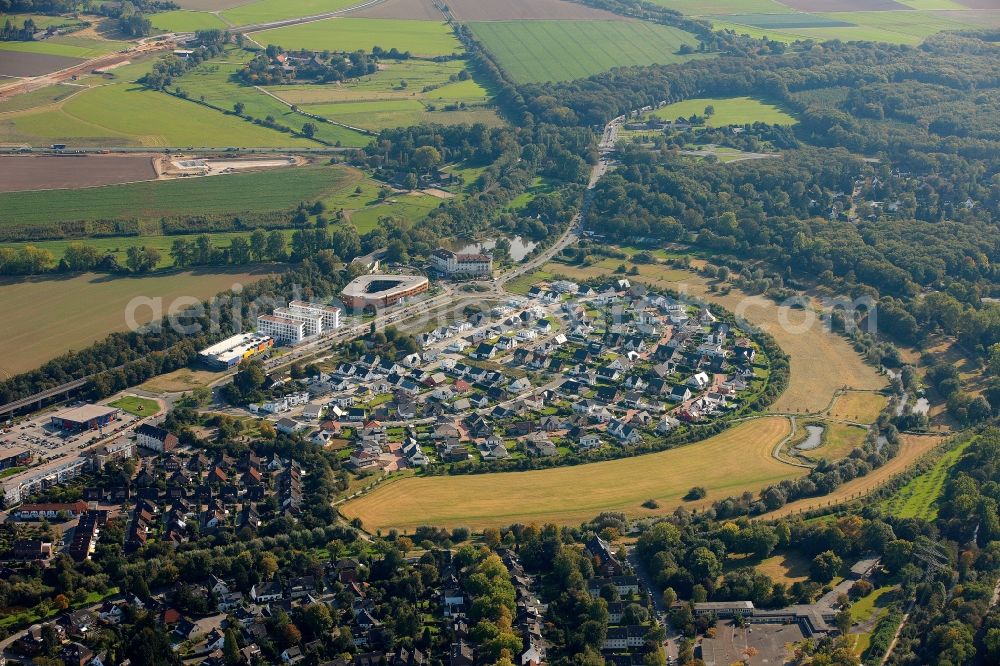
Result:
[257, 300, 341, 344]
[257, 314, 306, 344]
[198, 332, 274, 369]
[430, 248, 493, 278]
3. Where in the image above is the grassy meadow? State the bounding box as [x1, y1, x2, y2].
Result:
[222, 0, 360, 26]
[828, 391, 889, 424]
[341, 417, 801, 531]
[253, 18, 463, 57]
[881, 436, 974, 520]
[0, 82, 322, 147]
[470, 20, 709, 83]
[264, 57, 498, 131]
[647, 96, 799, 126]
[150, 9, 230, 32]
[0, 35, 128, 59]
[173, 53, 371, 146]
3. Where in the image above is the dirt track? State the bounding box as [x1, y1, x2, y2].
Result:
[0, 154, 158, 192]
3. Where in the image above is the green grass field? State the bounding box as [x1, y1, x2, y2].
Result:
[0, 35, 127, 59]
[881, 436, 974, 520]
[799, 422, 868, 462]
[0, 13, 87, 30]
[150, 9, 229, 32]
[174, 54, 370, 146]
[0, 82, 322, 147]
[263, 57, 497, 131]
[0, 83, 80, 114]
[0, 268, 274, 375]
[253, 18, 462, 57]
[712, 9, 979, 45]
[470, 20, 708, 84]
[109, 395, 161, 416]
[647, 96, 798, 126]
[2, 229, 299, 269]
[0, 164, 359, 227]
[222, 0, 359, 26]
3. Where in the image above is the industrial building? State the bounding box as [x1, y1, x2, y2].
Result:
[49, 404, 121, 432]
[0, 447, 31, 471]
[198, 333, 274, 370]
[257, 300, 342, 344]
[431, 248, 493, 278]
[341, 274, 429, 311]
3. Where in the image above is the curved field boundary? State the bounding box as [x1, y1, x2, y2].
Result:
[763, 432, 944, 519]
[341, 416, 803, 531]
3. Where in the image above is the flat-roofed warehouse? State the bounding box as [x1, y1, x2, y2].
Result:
[341, 274, 429, 310]
[198, 332, 274, 370]
[50, 404, 121, 431]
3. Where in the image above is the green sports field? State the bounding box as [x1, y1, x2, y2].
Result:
[150, 9, 229, 32]
[222, 0, 359, 26]
[469, 20, 709, 84]
[647, 96, 798, 126]
[0, 164, 359, 227]
[252, 18, 462, 57]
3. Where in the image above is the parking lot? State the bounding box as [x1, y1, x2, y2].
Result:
[0, 403, 139, 473]
[698, 620, 804, 666]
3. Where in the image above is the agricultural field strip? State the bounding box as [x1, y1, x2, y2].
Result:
[341, 417, 802, 531]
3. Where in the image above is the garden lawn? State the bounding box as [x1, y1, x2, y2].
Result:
[109, 395, 161, 416]
[470, 20, 709, 83]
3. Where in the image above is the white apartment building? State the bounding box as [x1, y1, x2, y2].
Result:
[257, 314, 306, 344]
[258, 301, 341, 344]
[273, 307, 324, 337]
[430, 248, 493, 277]
[289, 300, 340, 330]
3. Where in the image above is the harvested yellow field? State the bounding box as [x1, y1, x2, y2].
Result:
[828, 391, 888, 424]
[679, 285, 887, 414]
[342, 417, 802, 531]
[765, 433, 944, 519]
